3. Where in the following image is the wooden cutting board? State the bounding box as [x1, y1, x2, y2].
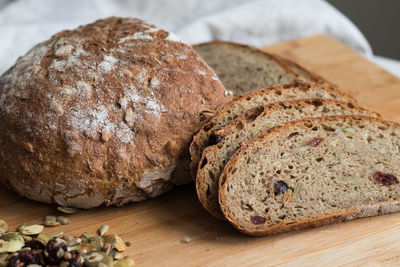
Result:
[1, 35, 400, 266]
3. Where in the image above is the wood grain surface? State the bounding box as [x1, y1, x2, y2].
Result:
[1, 35, 400, 266]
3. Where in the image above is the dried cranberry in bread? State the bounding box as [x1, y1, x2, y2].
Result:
[189, 82, 357, 179]
[196, 99, 380, 219]
[219, 116, 400, 236]
[0, 17, 231, 208]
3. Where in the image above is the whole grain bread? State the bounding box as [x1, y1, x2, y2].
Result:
[219, 116, 400, 236]
[0, 17, 231, 208]
[189, 81, 357, 179]
[197, 99, 380, 219]
[193, 41, 326, 95]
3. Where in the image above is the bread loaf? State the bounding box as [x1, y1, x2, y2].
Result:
[189, 82, 357, 179]
[196, 99, 380, 219]
[219, 116, 400, 236]
[0, 17, 231, 208]
[193, 41, 326, 95]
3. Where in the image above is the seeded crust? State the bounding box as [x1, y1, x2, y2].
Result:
[197, 99, 381, 219]
[0, 17, 231, 208]
[193, 41, 326, 95]
[189, 81, 357, 179]
[219, 116, 400, 236]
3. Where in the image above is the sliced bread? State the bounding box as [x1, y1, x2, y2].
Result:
[189, 81, 357, 179]
[219, 116, 400, 236]
[193, 41, 325, 95]
[197, 99, 381, 219]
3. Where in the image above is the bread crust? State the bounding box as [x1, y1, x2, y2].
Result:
[219, 116, 400, 236]
[196, 99, 380, 219]
[189, 81, 357, 179]
[0, 17, 230, 208]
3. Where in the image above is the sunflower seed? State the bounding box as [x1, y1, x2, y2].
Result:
[44, 219, 60, 227]
[63, 251, 72, 260]
[98, 224, 109, 236]
[45, 215, 57, 221]
[57, 206, 79, 214]
[114, 252, 123, 260]
[57, 216, 69, 225]
[56, 247, 65, 258]
[181, 236, 191, 243]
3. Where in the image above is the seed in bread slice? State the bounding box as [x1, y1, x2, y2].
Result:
[193, 41, 325, 95]
[190, 81, 357, 179]
[219, 116, 400, 236]
[196, 99, 381, 219]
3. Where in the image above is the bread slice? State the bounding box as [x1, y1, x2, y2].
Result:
[219, 116, 400, 236]
[193, 41, 325, 95]
[197, 99, 381, 219]
[190, 81, 357, 179]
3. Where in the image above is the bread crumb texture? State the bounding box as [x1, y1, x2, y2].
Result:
[219, 116, 400, 236]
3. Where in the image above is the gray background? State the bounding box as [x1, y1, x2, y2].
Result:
[328, 0, 400, 59]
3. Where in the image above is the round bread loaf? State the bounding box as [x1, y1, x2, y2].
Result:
[0, 17, 230, 208]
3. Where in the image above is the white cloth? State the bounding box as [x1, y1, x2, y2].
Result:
[0, 0, 371, 75]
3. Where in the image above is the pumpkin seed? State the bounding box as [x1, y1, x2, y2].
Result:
[57, 206, 79, 214]
[59, 262, 69, 267]
[0, 220, 8, 235]
[113, 258, 135, 267]
[18, 224, 44, 235]
[81, 232, 92, 239]
[102, 234, 116, 244]
[27, 264, 42, 267]
[37, 233, 51, 245]
[98, 224, 109, 236]
[84, 251, 113, 267]
[0, 238, 24, 253]
[50, 232, 64, 238]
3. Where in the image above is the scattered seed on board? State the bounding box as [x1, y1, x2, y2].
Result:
[44, 219, 61, 227]
[181, 236, 191, 244]
[45, 215, 57, 221]
[57, 206, 79, 214]
[0, 218, 134, 266]
[57, 216, 69, 225]
[98, 224, 109, 236]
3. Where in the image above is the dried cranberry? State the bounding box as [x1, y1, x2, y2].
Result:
[68, 250, 83, 267]
[373, 171, 398, 186]
[44, 239, 67, 265]
[208, 133, 224, 146]
[250, 215, 266, 225]
[25, 239, 44, 250]
[307, 138, 322, 147]
[18, 250, 39, 265]
[274, 180, 289, 195]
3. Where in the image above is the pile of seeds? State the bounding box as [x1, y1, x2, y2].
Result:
[0, 219, 134, 267]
